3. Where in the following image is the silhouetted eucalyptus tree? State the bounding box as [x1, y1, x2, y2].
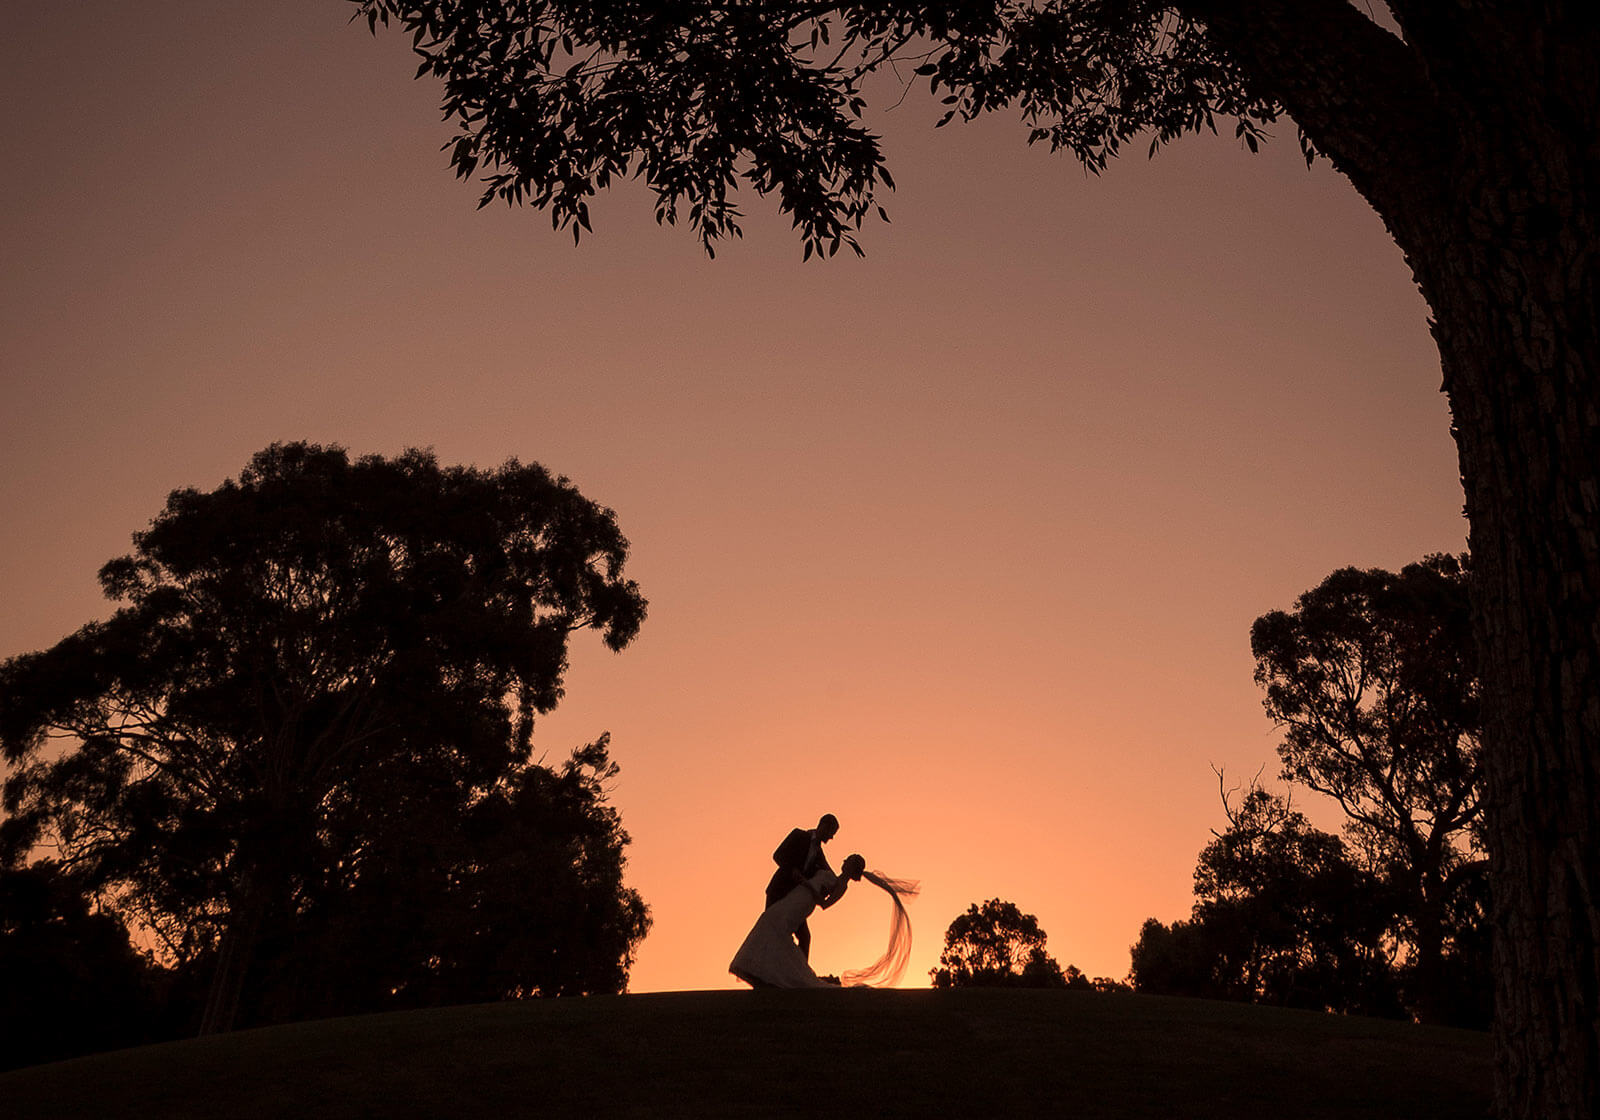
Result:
[930, 898, 1076, 989]
[0, 442, 646, 1034]
[1129, 917, 1219, 1002]
[1252, 555, 1483, 1021]
[1131, 794, 1402, 1017]
[350, 6, 1599, 1113]
[1195, 786, 1402, 1016]
[1132, 774, 1487, 1024]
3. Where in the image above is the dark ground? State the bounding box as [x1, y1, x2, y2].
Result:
[0, 988, 1490, 1119]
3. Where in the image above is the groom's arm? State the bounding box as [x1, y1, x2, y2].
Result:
[772, 828, 808, 868]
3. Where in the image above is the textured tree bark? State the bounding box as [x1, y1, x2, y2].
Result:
[1438, 271, 1599, 1120]
[1191, 7, 1598, 1112]
[1407, 150, 1600, 1119]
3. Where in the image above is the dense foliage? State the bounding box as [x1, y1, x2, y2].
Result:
[257, 735, 651, 1019]
[0, 862, 160, 1070]
[1131, 787, 1407, 1018]
[930, 898, 1079, 989]
[0, 443, 650, 1042]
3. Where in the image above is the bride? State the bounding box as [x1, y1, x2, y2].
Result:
[730, 853, 919, 989]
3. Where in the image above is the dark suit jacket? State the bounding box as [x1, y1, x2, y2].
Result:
[764, 827, 818, 907]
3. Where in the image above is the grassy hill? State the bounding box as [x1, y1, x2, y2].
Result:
[2, 989, 1489, 1119]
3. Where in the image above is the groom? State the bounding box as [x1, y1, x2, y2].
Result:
[765, 813, 839, 960]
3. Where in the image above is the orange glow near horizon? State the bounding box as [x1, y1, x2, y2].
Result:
[1, 1, 1466, 994]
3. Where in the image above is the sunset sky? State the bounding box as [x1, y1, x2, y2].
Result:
[2, 1, 1467, 991]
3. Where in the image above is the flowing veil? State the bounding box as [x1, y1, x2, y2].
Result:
[841, 871, 921, 987]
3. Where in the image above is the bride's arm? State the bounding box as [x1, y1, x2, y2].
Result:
[816, 877, 849, 909]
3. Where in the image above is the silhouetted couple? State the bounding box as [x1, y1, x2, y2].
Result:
[729, 813, 920, 989]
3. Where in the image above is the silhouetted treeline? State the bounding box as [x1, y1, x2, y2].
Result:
[0, 444, 650, 1067]
[0, 863, 164, 1068]
[1131, 557, 1490, 1029]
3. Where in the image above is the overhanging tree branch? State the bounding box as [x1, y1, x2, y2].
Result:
[1176, 0, 1449, 210]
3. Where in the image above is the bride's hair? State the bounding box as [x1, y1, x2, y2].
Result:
[841, 865, 920, 988]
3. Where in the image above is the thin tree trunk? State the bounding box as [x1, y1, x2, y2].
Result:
[1404, 870, 1446, 1025]
[198, 887, 266, 1036]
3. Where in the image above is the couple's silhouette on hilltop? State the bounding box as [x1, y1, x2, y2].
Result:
[730, 814, 918, 989]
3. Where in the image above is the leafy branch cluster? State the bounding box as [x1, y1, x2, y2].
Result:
[903, 1, 1278, 164]
[352, 1, 1283, 256]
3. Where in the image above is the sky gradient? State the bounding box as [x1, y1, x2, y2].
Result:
[2, 1, 1467, 990]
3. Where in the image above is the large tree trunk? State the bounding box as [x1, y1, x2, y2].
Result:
[1406, 144, 1600, 1118]
[1209, 8, 1600, 1108]
[1445, 284, 1600, 1120]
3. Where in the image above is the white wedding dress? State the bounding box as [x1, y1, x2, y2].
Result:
[729, 868, 842, 989]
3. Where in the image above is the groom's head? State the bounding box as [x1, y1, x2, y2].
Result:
[818, 814, 840, 842]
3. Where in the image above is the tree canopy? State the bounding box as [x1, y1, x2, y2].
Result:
[1131, 784, 1406, 1017]
[250, 733, 650, 1022]
[930, 898, 1079, 989]
[0, 442, 649, 1035]
[1134, 555, 1491, 1025]
[1251, 554, 1483, 1020]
